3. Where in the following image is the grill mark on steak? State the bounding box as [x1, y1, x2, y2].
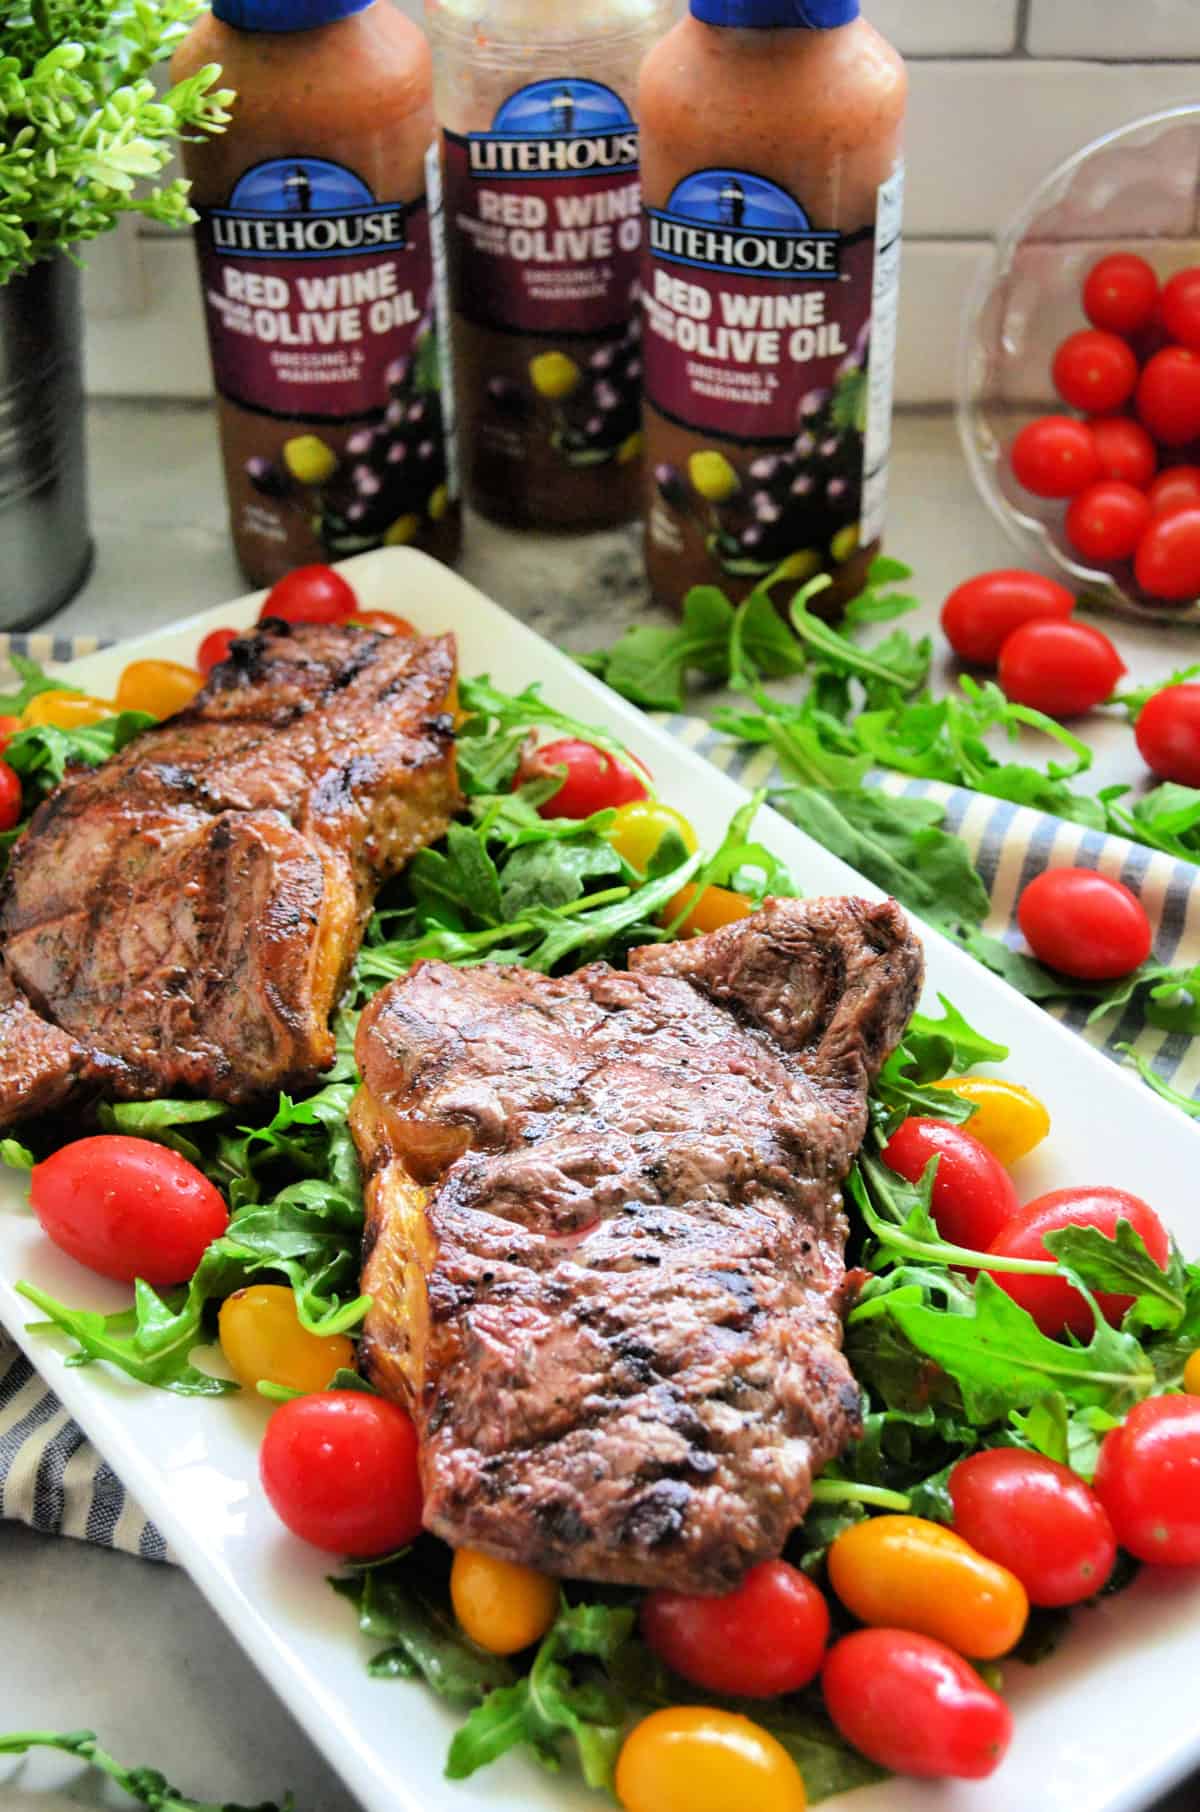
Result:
[0, 623, 460, 1126]
[352, 894, 924, 1591]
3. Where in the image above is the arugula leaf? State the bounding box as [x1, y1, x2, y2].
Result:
[788, 577, 930, 693]
[1009, 1393, 1071, 1465]
[409, 822, 504, 926]
[1085, 961, 1200, 1035]
[97, 1098, 228, 1164]
[18, 1082, 368, 1392]
[659, 790, 798, 937]
[580, 558, 921, 708]
[499, 838, 623, 917]
[716, 694, 872, 790]
[0, 653, 73, 715]
[17, 1278, 235, 1398]
[774, 786, 990, 938]
[1044, 1221, 1189, 1335]
[727, 588, 809, 692]
[3, 712, 156, 797]
[1117, 1044, 1200, 1118]
[872, 997, 1005, 1123]
[523, 849, 702, 970]
[447, 1602, 634, 1790]
[582, 588, 738, 711]
[459, 676, 639, 771]
[0, 1138, 34, 1171]
[904, 996, 1008, 1076]
[0, 1729, 292, 1811]
[454, 723, 529, 797]
[331, 1546, 513, 1705]
[886, 1274, 1155, 1422]
[1111, 663, 1200, 722]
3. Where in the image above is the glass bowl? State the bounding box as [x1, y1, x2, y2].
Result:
[958, 104, 1200, 624]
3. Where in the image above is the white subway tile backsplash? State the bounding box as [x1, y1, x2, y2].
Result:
[84, 240, 209, 398]
[865, 0, 1017, 57]
[1028, 0, 1200, 60]
[894, 240, 989, 403]
[904, 60, 1200, 236]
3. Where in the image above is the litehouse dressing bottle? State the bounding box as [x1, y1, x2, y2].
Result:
[426, 0, 675, 531]
[638, 0, 906, 612]
[172, 0, 460, 588]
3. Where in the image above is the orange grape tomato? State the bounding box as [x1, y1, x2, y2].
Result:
[115, 660, 205, 720]
[21, 691, 116, 729]
[349, 609, 418, 636]
[218, 1284, 353, 1395]
[0, 714, 20, 752]
[827, 1515, 1028, 1660]
[661, 883, 755, 937]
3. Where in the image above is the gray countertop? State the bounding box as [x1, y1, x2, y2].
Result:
[2, 402, 1198, 1811]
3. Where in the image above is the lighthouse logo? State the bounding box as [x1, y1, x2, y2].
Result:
[648, 168, 840, 278]
[208, 157, 408, 259]
[466, 78, 639, 177]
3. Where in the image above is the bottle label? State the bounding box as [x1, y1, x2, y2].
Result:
[643, 165, 903, 580]
[442, 78, 642, 337]
[195, 155, 457, 567]
[195, 155, 433, 421]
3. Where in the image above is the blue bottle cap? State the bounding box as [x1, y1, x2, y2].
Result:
[690, 0, 859, 24]
[213, 0, 372, 31]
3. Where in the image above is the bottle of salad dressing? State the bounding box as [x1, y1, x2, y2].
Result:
[426, 0, 675, 531]
[172, 0, 461, 588]
[639, 0, 906, 613]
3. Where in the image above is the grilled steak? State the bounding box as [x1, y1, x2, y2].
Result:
[0, 621, 459, 1126]
[353, 895, 923, 1592]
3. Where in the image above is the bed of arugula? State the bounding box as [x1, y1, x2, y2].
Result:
[581, 559, 1200, 1120]
[1, 624, 1199, 1808]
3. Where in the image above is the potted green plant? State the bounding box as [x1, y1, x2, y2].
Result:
[0, 0, 232, 627]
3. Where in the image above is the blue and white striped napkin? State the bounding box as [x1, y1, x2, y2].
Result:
[1, 646, 1198, 1564]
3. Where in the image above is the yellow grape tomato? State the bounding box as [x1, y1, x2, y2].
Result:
[928, 1077, 1050, 1166]
[616, 1708, 807, 1812]
[607, 801, 698, 874]
[115, 660, 205, 720]
[21, 691, 115, 729]
[218, 1285, 353, 1396]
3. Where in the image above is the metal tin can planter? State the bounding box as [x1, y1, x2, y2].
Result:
[0, 255, 93, 629]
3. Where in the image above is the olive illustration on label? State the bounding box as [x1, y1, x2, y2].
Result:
[689, 450, 740, 503]
[283, 434, 338, 486]
[530, 351, 583, 401]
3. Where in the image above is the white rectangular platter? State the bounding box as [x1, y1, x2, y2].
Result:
[1, 547, 1198, 1812]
